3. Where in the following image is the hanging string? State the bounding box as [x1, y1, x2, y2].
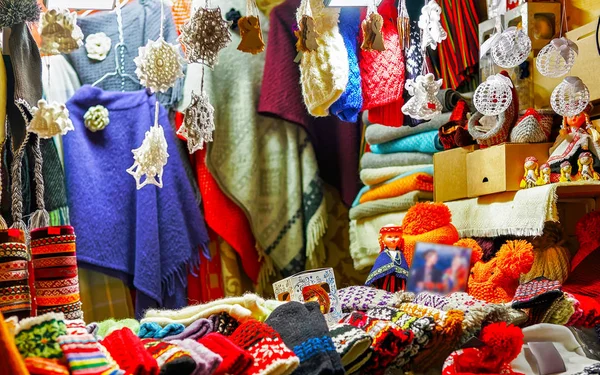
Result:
[160, 0, 165, 39]
[200, 66, 205, 92]
[559, 0, 568, 37]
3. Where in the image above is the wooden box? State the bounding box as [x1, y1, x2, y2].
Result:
[433, 145, 478, 202]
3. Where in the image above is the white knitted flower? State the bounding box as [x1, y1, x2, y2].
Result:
[28, 99, 75, 138]
[84, 105, 110, 132]
[134, 37, 184, 93]
[126, 124, 169, 189]
[39, 8, 83, 55]
[176, 91, 215, 154]
[85, 32, 112, 61]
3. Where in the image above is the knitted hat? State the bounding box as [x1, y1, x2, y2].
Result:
[511, 277, 563, 309]
[14, 312, 67, 359]
[0, 228, 31, 319]
[31, 226, 83, 320]
[510, 108, 552, 143]
[230, 319, 299, 375]
[198, 333, 254, 375]
[265, 301, 344, 375]
[359, 0, 405, 127]
[165, 318, 213, 341]
[25, 357, 70, 375]
[139, 322, 185, 339]
[142, 338, 197, 375]
[57, 334, 122, 375]
[0, 312, 28, 375]
[401, 202, 460, 266]
[338, 285, 414, 313]
[298, 0, 349, 117]
[328, 323, 372, 371]
[169, 339, 222, 375]
[101, 327, 159, 375]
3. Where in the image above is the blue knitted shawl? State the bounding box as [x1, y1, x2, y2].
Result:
[64, 86, 209, 317]
[329, 7, 362, 123]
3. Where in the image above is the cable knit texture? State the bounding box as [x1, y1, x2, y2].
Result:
[329, 7, 362, 122]
[298, 0, 349, 117]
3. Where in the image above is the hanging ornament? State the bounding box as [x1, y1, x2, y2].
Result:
[177, 90, 215, 154]
[134, 37, 184, 93]
[361, 0, 385, 52]
[179, 6, 232, 68]
[491, 26, 531, 68]
[237, 0, 264, 54]
[84, 105, 110, 132]
[550, 76, 590, 117]
[85, 32, 112, 61]
[39, 8, 84, 55]
[295, 0, 319, 52]
[536, 37, 578, 78]
[473, 73, 514, 116]
[418, 0, 447, 51]
[401, 73, 443, 120]
[397, 0, 410, 50]
[28, 99, 75, 138]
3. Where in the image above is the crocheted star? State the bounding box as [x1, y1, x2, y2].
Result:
[134, 37, 184, 93]
[179, 6, 232, 68]
[177, 91, 215, 154]
[39, 8, 83, 55]
[28, 99, 75, 138]
[126, 124, 170, 189]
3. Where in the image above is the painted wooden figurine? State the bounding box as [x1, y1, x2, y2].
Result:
[365, 224, 409, 292]
[537, 163, 551, 185]
[237, 15, 265, 54]
[577, 152, 600, 181]
[520, 156, 539, 189]
[559, 161, 572, 182]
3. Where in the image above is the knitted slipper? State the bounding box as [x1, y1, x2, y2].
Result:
[511, 277, 563, 309]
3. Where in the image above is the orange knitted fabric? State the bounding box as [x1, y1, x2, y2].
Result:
[468, 240, 534, 304]
[171, 0, 191, 34]
[401, 203, 459, 266]
[454, 238, 483, 266]
[25, 358, 69, 375]
[0, 313, 28, 375]
[359, 173, 433, 204]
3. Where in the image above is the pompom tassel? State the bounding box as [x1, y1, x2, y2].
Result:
[29, 209, 50, 230]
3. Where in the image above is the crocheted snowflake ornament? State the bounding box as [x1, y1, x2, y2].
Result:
[126, 124, 170, 189]
[39, 8, 83, 55]
[402, 73, 443, 120]
[177, 91, 215, 154]
[134, 37, 184, 93]
[179, 6, 232, 69]
[28, 99, 75, 138]
[418, 0, 446, 51]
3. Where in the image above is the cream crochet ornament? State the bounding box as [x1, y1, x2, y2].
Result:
[297, 0, 349, 117]
[134, 37, 184, 93]
[39, 8, 83, 55]
[550, 76, 590, 117]
[28, 99, 75, 138]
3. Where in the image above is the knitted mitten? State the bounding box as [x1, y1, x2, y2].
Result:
[169, 339, 222, 375]
[165, 318, 213, 341]
[328, 323, 372, 372]
[15, 312, 67, 359]
[142, 338, 197, 375]
[0, 312, 28, 374]
[265, 301, 344, 375]
[102, 328, 159, 375]
[25, 357, 70, 375]
[230, 320, 299, 375]
[138, 322, 185, 339]
[96, 318, 141, 338]
[0, 228, 31, 319]
[31, 226, 83, 320]
[210, 312, 239, 336]
[198, 333, 254, 375]
[57, 334, 122, 375]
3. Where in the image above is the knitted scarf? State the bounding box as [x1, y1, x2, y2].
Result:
[352, 166, 434, 206]
[64, 86, 209, 317]
[365, 112, 452, 145]
[185, 0, 328, 276]
[370, 131, 444, 155]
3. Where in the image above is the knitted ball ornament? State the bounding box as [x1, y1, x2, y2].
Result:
[101, 327, 159, 375]
[198, 333, 254, 375]
[142, 338, 197, 375]
[328, 323, 372, 371]
[0, 312, 28, 375]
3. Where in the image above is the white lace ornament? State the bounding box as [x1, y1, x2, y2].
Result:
[473, 73, 513, 116]
[179, 7, 232, 69]
[401, 73, 443, 120]
[126, 121, 170, 190]
[177, 91, 215, 154]
[84, 105, 110, 132]
[491, 27, 531, 68]
[28, 100, 75, 138]
[39, 9, 84, 55]
[536, 37, 578, 78]
[134, 37, 184, 93]
[85, 32, 112, 61]
[550, 76, 590, 117]
[418, 0, 447, 51]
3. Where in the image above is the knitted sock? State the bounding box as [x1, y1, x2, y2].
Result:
[165, 318, 213, 341]
[57, 334, 122, 375]
[169, 339, 222, 375]
[139, 322, 185, 339]
[31, 226, 83, 320]
[328, 323, 372, 371]
[0, 312, 28, 374]
[0, 228, 31, 319]
[15, 312, 67, 359]
[142, 338, 197, 375]
[230, 320, 299, 375]
[198, 333, 254, 375]
[65, 319, 88, 335]
[265, 301, 344, 375]
[101, 328, 159, 375]
[25, 358, 70, 375]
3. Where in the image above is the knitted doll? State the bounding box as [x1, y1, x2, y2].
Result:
[468, 240, 534, 303]
[365, 224, 409, 292]
[442, 322, 524, 375]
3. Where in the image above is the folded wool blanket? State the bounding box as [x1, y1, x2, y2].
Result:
[352, 166, 434, 206]
[349, 191, 433, 220]
[370, 130, 444, 154]
[359, 172, 434, 205]
[360, 152, 433, 169]
[360, 164, 432, 186]
[365, 112, 452, 145]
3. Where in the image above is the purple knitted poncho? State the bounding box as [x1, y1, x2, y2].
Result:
[64, 85, 209, 316]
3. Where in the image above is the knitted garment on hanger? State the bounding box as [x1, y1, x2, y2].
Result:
[329, 7, 362, 123]
[64, 86, 209, 317]
[31, 226, 83, 320]
[358, 0, 405, 127]
[66, 0, 184, 109]
[0, 229, 30, 319]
